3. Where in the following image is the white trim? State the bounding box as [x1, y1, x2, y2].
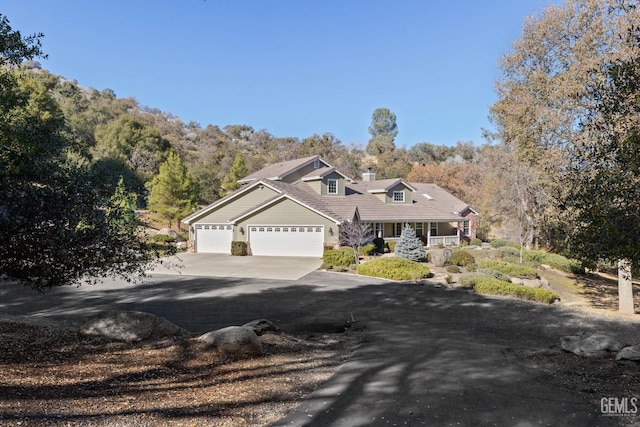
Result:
[327, 178, 338, 195]
[393, 191, 405, 203]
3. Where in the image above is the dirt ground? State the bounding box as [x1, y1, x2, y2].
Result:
[1, 268, 639, 426]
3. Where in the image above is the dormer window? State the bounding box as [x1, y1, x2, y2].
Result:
[393, 191, 405, 203]
[328, 178, 338, 195]
[313, 159, 321, 169]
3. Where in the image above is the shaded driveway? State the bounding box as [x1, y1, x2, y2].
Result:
[1, 270, 639, 426]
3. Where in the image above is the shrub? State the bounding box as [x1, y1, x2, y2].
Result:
[323, 247, 356, 267]
[496, 246, 520, 258]
[477, 260, 538, 278]
[356, 257, 431, 281]
[470, 238, 482, 246]
[444, 274, 454, 284]
[359, 243, 376, 256]
[447, 250, 476, 267]
[231, 241, 248, 256]
[153, 233, 175, 243]
[472, 277, 560, 304]
[476, 268, 512, 283]
[522, 250, 584, 274]
[446, 265, 461, 273]
[372, 237, 385, 254]
[394, 225, 426, 262]
[459, 272, 490, 287]
[387, 241, 397, 252]
[490, 239, 520, 249]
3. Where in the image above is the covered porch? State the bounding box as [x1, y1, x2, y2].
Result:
[368, 221, 467, 247]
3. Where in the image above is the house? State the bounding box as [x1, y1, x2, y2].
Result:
[182, 155, 478, 257]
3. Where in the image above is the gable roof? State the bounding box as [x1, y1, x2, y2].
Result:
[184, 156, 477, 226]
[237, 155, 323, 184]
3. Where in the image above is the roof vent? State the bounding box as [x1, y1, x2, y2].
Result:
[422, 193, 433, 200]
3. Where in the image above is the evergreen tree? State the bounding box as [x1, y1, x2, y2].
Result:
[394, 224, 425, 262]
[148, 151, 197, 229]
[223, 152, 248, 193]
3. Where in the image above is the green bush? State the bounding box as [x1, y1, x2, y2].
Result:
[470, 238, 482, 246]
[522, 250, 584, 274]
[356, 257, 431, 281]
[496, 246, 520, 258]
[359, 243, 376, 256]
[447, 250, 476, 267]
[153, 233, 175, 243]
[459, 272, 490, 287]
[323, 247, 356, 267]
[477, 260, 538, 278]
[460, 274, 558, 303]
[490, 239, 521, 249]
[231, 241, 248, 256]
[476, 268, 512, 283]
[446, 265, 461, 273]
[472, 277, 560, 304]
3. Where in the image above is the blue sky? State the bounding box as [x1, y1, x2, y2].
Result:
[5, 1, 554, 148]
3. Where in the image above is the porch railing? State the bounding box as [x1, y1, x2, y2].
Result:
[428, 235, 459, 247]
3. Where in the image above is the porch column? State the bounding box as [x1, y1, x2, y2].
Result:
[427, 222, 432, 247]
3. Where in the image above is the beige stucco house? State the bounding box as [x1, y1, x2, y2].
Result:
[182, 155, 478, 257]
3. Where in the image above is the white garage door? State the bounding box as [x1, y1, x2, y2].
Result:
[249, 225, 324, 257]
[195, 224, 233, 253]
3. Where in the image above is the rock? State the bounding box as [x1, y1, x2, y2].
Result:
[560, 333, 624, 357]
[198, 326, 263, 358]
[521, 278, 542, 288]
[242, 319, 280, 336]
[616, 346, 640, 362]
[156, 228, 186, 242]
[510, 278, 524, 286]
[81, 310, 191, 343]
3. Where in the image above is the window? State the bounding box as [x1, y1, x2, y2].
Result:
[283, 227, 289, 232]
[250, 227, 257, 232]
[463, 221, 470, 236]
[327, 179, 338, 195]
[395, 223, 403, 236]
[374, 223, 383, 238]
[393, 191, 405, 202]
[430, 223, 437, 236]
[315, 227, 322, 232]
[274, 227, 281, 232]
[313, 159, 321, 169]
[415, 222, 423, 237]
[266, 227, 273, 232]
[259, 227, 265, 232]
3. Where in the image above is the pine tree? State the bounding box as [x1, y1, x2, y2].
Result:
[223, 152, 248, 193]
[394, 224, 425, 262]
[148, 151, 197, 229]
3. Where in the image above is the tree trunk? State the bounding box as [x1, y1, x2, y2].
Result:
[618, 259, 635, 314]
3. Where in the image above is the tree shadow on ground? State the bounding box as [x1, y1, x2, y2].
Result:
[1, 272, 638, 426]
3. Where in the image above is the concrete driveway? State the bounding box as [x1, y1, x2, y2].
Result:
[147, 253, 322, 280]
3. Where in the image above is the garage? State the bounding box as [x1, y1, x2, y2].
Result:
[249, 225, 324, 257]
[195, 224, 233, 253]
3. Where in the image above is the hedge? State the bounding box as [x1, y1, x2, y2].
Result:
[460, 274, 559, 303]
[323, 247, 356, 267]
[356, 257, 431, 281]
[477, 260, 538, 278]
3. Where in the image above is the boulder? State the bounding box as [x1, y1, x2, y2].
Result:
[242, 319, 280, 336]
[198, 326, 263, 358]
[616, 346, 640, 362]
[156, 228, 186, 242]
[81, 310, 191, 343]
[560, 333, 623, 357]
